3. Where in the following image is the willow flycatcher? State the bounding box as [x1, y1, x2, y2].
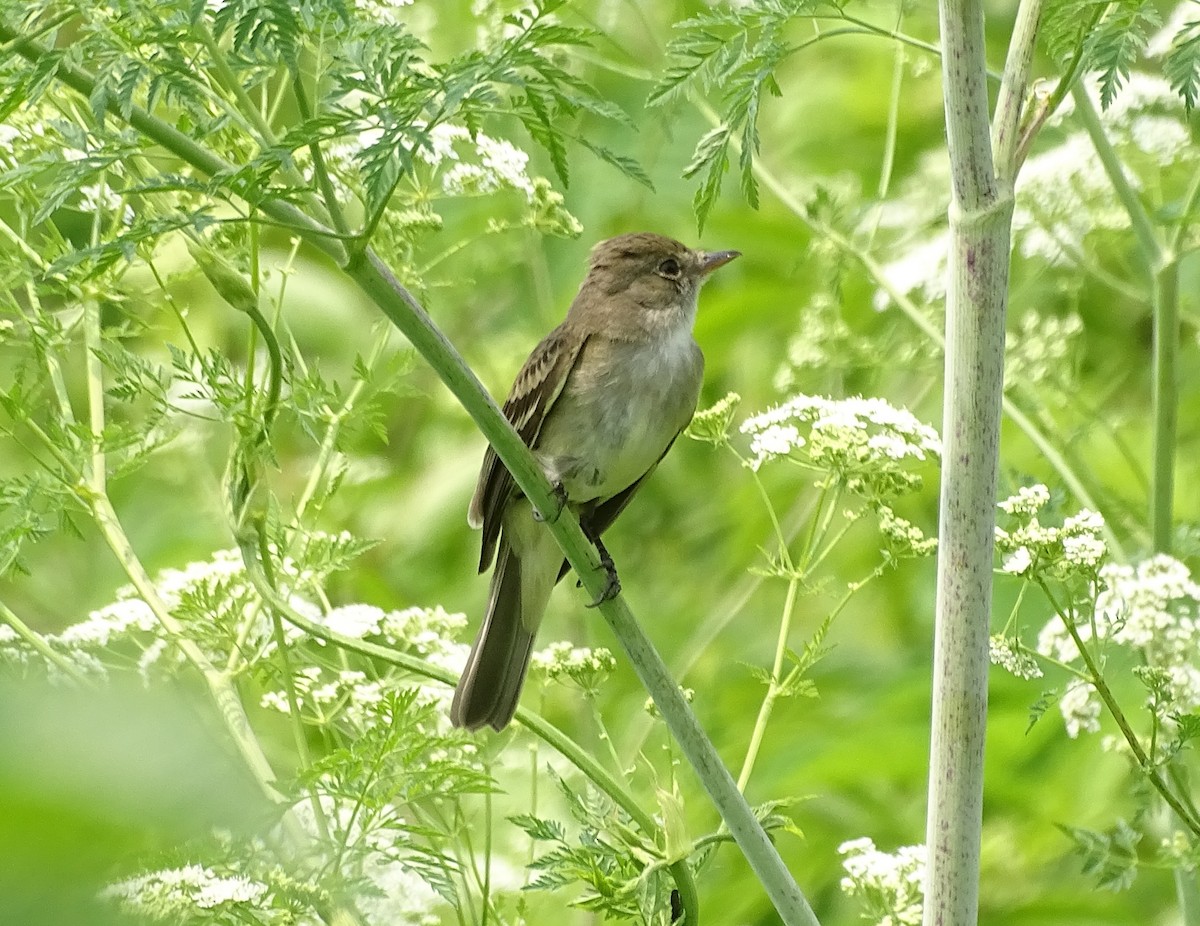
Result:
[450, 232, 740, 731]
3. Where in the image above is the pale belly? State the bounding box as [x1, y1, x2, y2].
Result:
[534, 333, 703, 504]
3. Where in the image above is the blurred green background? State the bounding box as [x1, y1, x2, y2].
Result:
[3, 0, 1198, 923]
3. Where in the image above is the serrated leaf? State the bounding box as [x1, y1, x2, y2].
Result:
[1058, 819, 1141, 891]
[648, 30, 730, 106]
[1163, 19, 1200, 112]
[1026, 689, 1057, 733]
[509, 814, 567, 842]
[575, 138, 654, 190]
[521, 88, 570, 188]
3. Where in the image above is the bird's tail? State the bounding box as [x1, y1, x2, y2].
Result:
[451, 532, 557, 731]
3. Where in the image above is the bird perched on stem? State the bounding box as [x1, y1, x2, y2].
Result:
[450, 232, 740, 732]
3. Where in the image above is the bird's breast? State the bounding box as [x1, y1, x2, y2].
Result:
[535, 327, 703, 503]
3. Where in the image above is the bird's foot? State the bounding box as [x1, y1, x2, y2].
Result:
[532, 481, 568, 523]
[584, 535, 621, 607]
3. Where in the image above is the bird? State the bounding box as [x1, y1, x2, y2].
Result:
[450, 232, 740, 731]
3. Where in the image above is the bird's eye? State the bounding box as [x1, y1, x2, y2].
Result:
[657, 257, 682, 278]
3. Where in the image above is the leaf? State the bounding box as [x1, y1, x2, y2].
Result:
[1058, 820, 1142, 891]
[1083, 3, 1160, 109]
[519, 87, 570, 188]
[648, 30, 732, 107]
[1163, 16, 1200, 112]
[683, 124, 732, 232]
[508, 814, 567, 843]
[575, 138, 654, 190]
[1026, 689, 1058, 734]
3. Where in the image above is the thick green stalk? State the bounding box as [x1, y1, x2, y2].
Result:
[925, 0, 1019, 920]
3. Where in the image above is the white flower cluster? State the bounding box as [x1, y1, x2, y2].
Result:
[740, 394, 941, 499]
[352, 0, 415, 24]
[989, 634, 1044, 680]
[1005, 312, 1084, 387]
[839, 836, 926, 926]
[417, 123, 536, 199]
[415, 124, 582, 237]
[103, 799, 446, 925]
[1058, 678, 1103, 738]
[1, 543, 466, 688]
[687, 391, 742, 445]
[997, 483, 1051, 517]
[1035, 555, 1200, 735]
[1014, 133, 1130, 264]
[260, 666, 388, 727]
[532, 642, 617, 692]
[318, 120, 581, 238]
[995, 485, 1107, 578]
[314, 602, 468, 673]
[1146, 2, 1197, 57]
[102, 864, 268, 916]
[877, 505, 938, 558]
[773, 294, 881, 391]
[866, 150, 953, 311]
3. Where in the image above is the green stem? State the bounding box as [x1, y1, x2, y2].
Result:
[89, 493, 291, 809]
[1150, 261, 1179, 554]
[1071, 85, 1161, 264]
[736, 577, 800, 792]
[1169, 163, 1200, 254]
[1071, 85, 1177, 554]
[0, 600, 91, 684]
[925, 0, 1015, 920]
[625, 491, 820, 758]
[70, 228, 293, 819]
[1042, 582, 1200, 837]
[1175, 869, 1200, 926]
[294, 328, 389, 523]
[258, 529, 331, 842]
[991, 0, 1044, 179]
[1013, 5, 1102, 167]
[292, 76, 351, 237]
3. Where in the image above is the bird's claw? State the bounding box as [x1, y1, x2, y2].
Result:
[585, 567, 621, 608]
[584, 542, 620, 607]
[532, 481, 568, 523]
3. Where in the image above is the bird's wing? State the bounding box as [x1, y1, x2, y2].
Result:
[469, 325, 589, 573]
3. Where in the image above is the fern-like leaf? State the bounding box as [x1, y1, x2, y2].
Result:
[1163, 15, 1200, 112]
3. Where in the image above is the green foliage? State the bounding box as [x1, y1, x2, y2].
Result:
[650, 0, 828, 228]
[1, 0, 1200, 924]
[1058, 820, 1142, 892]
[1084, 3, 1162, 108]
[516, 771, 690, 924]
[1162, 12, 1200, 111]
[1039, 0, 1178, 109]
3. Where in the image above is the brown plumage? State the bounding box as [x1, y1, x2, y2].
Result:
[450, 232, 740, 732]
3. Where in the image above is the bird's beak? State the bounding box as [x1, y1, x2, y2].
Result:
[699, 249, 741, 275]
